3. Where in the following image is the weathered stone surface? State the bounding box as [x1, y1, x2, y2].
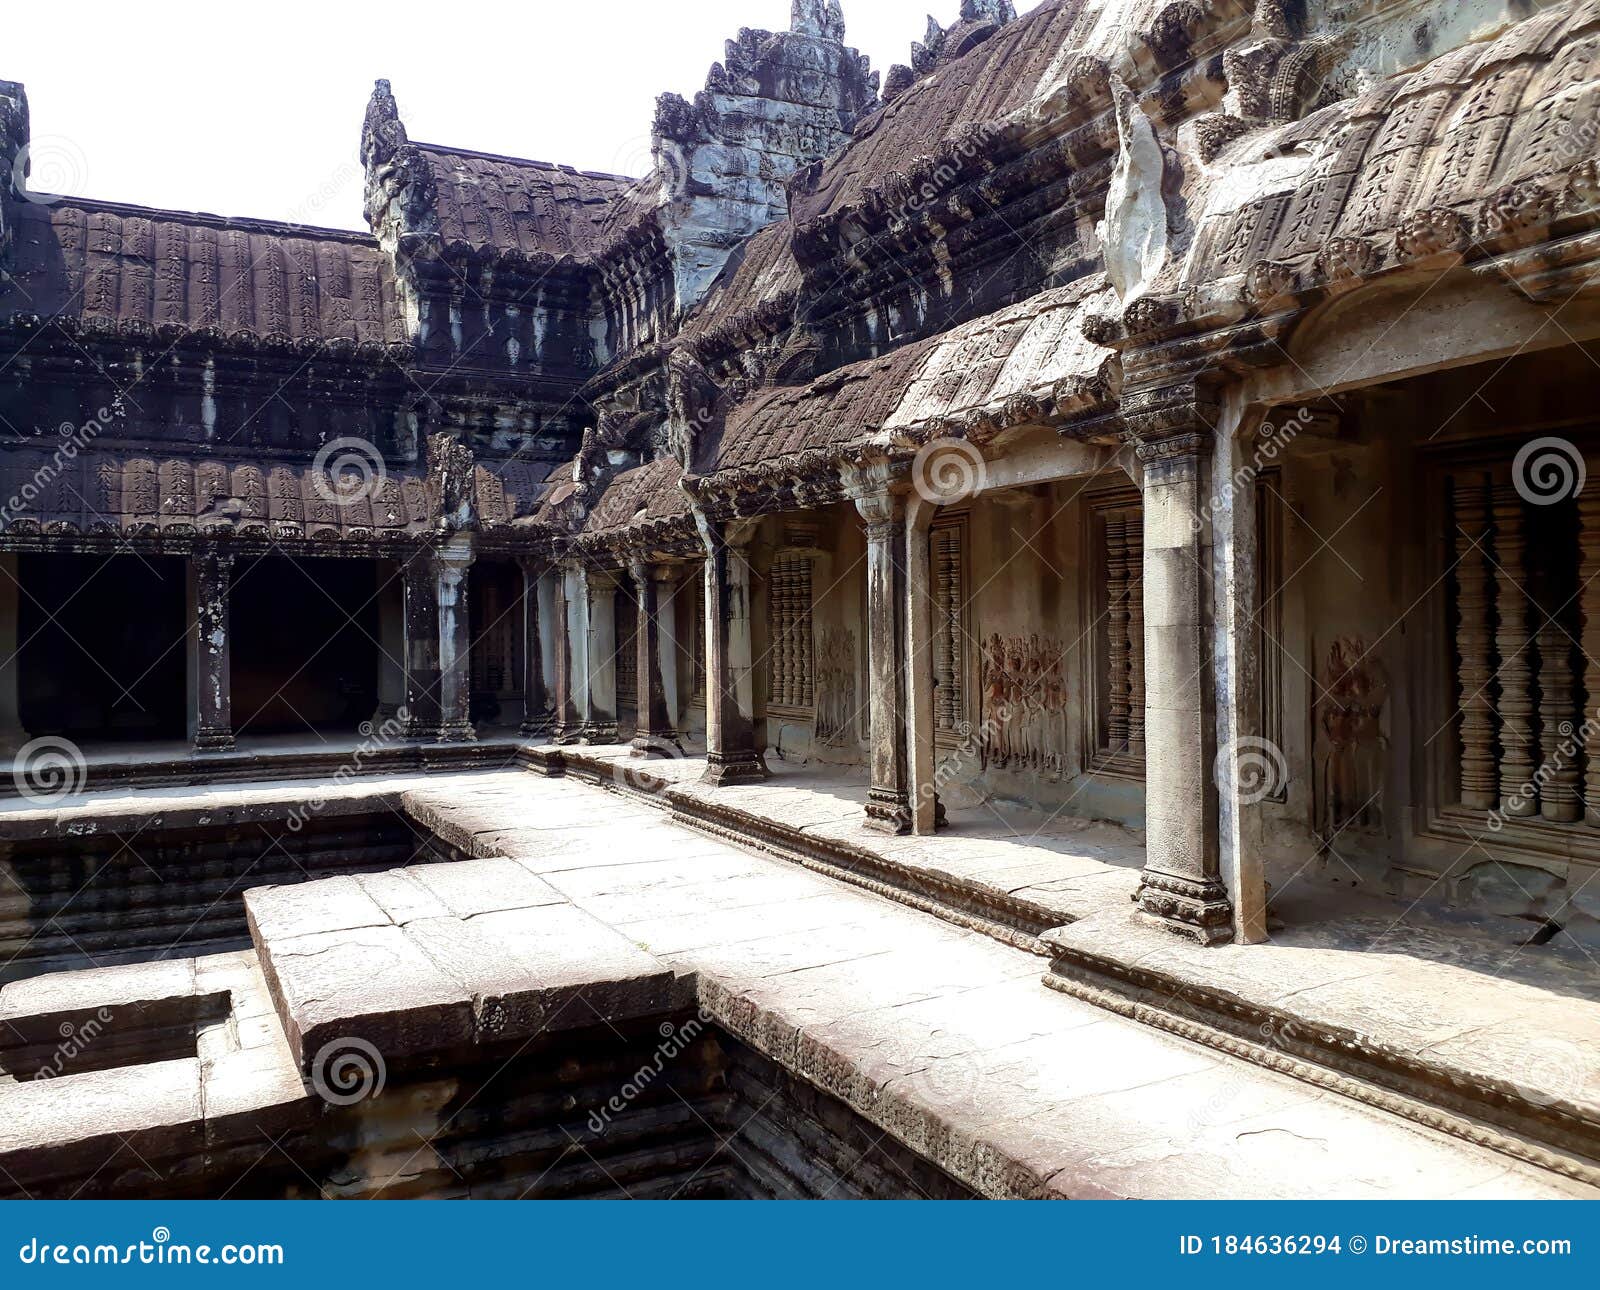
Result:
[258, 924, 475, 1071]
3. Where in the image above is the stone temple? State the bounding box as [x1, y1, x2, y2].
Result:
[0, 0, 1598, 1198]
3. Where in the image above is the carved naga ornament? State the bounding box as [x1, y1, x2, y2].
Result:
[1097, 75, 1170, 306]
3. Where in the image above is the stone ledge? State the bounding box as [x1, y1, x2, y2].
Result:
[1043, 911, 1600, 1189]
[246, 863, 687, 1075]
[517, 744, 1067, 952]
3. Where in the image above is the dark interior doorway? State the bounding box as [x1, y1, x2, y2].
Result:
[18, 553, 187, 742]
[231, 556, 379, 737]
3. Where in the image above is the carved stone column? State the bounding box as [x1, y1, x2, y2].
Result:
[434, 538, 476, 744]
[905, 496, 941, 835]
[851, 470, 911, 836]
[695, 513, 768, 786]
[186, 548, 234, 753]
[517, 559, 552, 739]
[1128, 390, 1232, 945]
[578, 567, 620, 745]
[0, 554, 28, 756]
[373, 561, 407, 727]
[551, 564, 582, 745]
[630, 561, 681, 757]
[401, 551, 442, 741]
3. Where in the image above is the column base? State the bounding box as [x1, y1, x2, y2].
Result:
[630, 732, 683, 759]
[192, 731, 236, 754]
[423, 721, 477, 745]
[1134, 871, 1235, 946]
[864, 788, 912, 836]
[701, 750, 769, 787]
[519, 711, 555, 740]
[579, 723, 620, 746]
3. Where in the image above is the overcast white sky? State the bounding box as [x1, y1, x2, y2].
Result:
[6, 0, 1043, 232]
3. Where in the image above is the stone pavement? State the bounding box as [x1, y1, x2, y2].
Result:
[391, 771, 1594, 1198]
[5, 765, 1599, 1197]
[537, 745, 1145, 946]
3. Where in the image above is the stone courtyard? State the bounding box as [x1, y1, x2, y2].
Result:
[3, 0, 1600, 1198]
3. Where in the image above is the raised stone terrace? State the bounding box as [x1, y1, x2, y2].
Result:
[0, 767, 1595, 1199]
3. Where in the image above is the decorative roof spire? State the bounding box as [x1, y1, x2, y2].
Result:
[960, 0, 1016, 23]
[791, 0, 845, 42]
[361, 78, 407, 170]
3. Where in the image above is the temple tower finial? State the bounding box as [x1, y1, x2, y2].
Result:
[791, 0, 845, 42]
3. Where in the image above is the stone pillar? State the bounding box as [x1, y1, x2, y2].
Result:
[1212, 411, 1270, 945]
[1129, 389, 1233, 945]
[401, 550, 443, 741]
[905, 496, 940, 835]
[434, 538, 476, 743]
[582, 567, 620, 745]
[630, 561, 681, 757]
[552, 564, 583, 744]
[0, 554, 28, 755]
[518, 559, 551, 739]
[695, 512, 768, 786]
[660, 571, 684, 738]
[186, 548, 234, 753]
[373, 561, 407, 727]
[851, 472, 911, 836]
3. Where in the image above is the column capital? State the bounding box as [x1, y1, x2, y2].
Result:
[1120, 376, 1220, 455]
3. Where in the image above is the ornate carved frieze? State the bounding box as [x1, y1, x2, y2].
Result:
[980, 633, 1069, 780]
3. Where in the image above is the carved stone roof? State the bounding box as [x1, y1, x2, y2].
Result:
[679, 222, 804, 350]
[707, 275, 1116, 477]
[413, 145, 636, 261]
[790, 0, 1087, 224]
[581, 456, 689, 535]
[0, 451, 433, 541]
[1181, 0, 1600, 293]
[0, 200, 410, 351]
[472, 458, 563, 530]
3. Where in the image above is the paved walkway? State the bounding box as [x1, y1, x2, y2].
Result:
[5, 766, 1596, 1197]
[397, 772, 1592, 1198]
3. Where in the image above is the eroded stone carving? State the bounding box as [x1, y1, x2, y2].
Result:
[1098, 76, 1169, 306]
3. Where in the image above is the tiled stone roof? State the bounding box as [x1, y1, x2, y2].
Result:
[0, 200, 409, 351]
[1182, 0, 1600, 291]
[413, 145, 636, 262]
[0, 451, 433, 540]
[707, 275, 1116, 476]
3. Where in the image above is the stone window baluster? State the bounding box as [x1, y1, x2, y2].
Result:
[1127, 515, 1146, 762]
[1580, 485, 1600, 827]
[1106, 514, 1131, 754]
[1452, 473, 1498, 812]
[1493, 481, 1538, 818]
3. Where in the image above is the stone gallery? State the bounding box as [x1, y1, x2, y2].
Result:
[0, 0, 1599, 1199]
